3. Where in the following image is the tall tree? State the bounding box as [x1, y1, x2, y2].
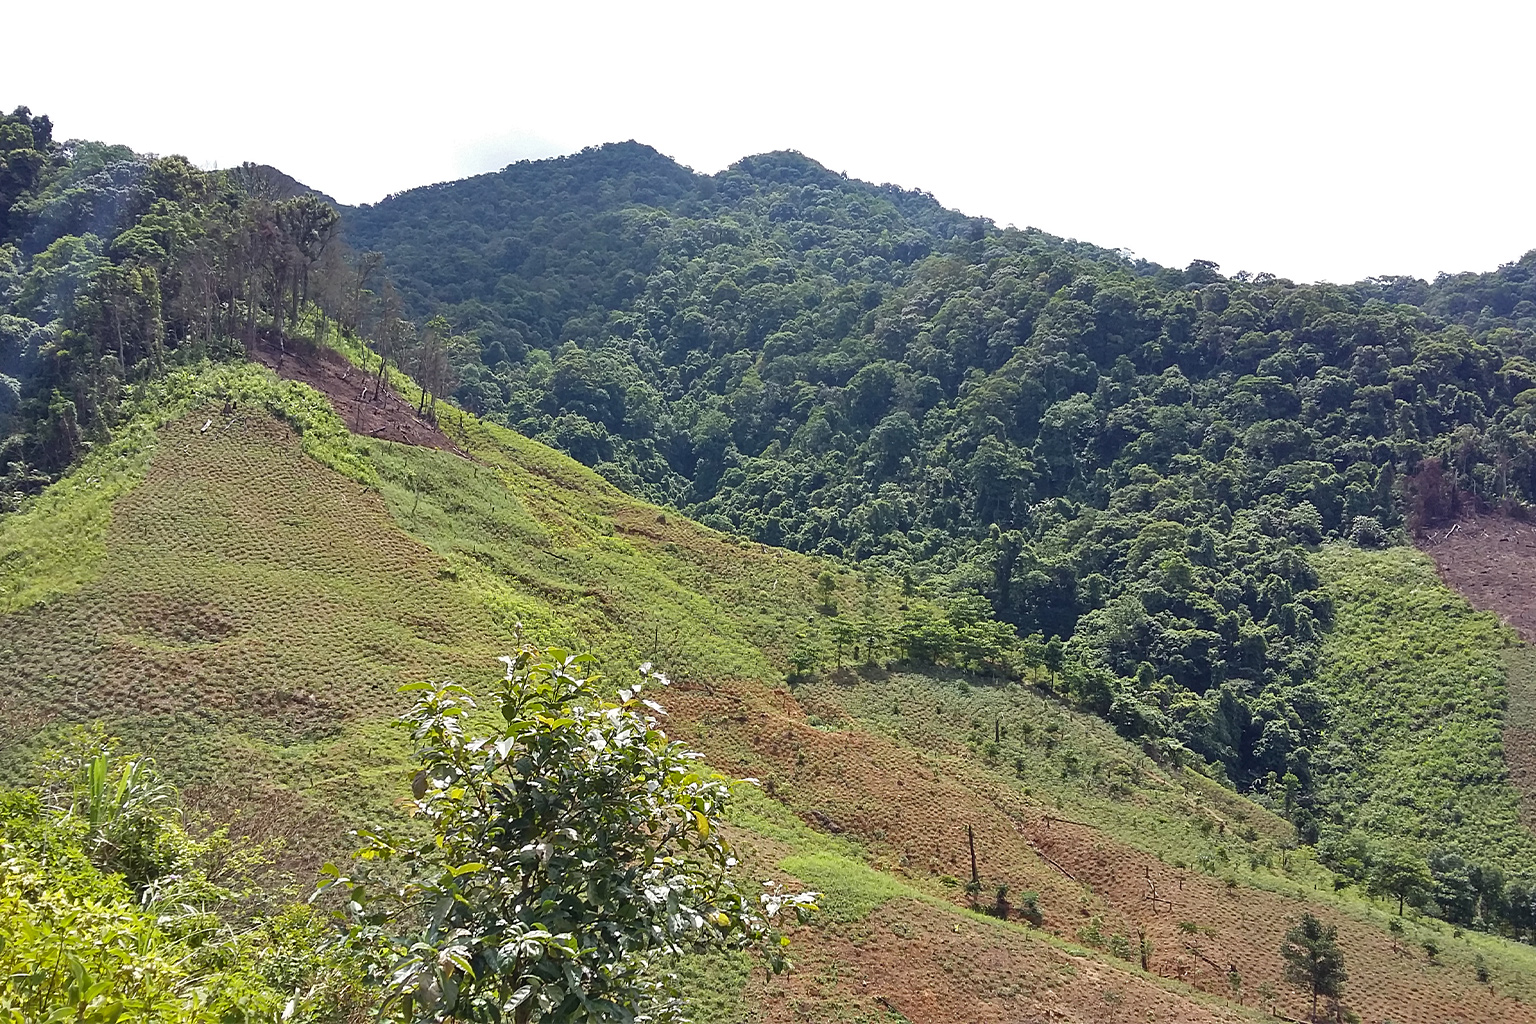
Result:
[1280, 913, 1347, 1021]
[1368, 847, 1434, 916]
[276, 193, 340, 325]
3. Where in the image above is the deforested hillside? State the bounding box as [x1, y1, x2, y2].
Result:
[6, 346, 1536, 1023]
[7, 105, 1536, 1022]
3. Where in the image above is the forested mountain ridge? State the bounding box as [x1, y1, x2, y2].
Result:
[7, 106, 1536, 1021]
[341, 140, 1536, 821]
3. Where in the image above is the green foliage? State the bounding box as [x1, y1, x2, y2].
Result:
[1309, 546, 1536, 881]
[1280, 913, 1348, 1019]
[814, 570, 837, 614]
[331, 146, 1536, 921]
[323, 647, 816, 1024]
[0, 764, 366, 1023]
[1016, 890, 1044, 927]
[55, 743, 181, 895]
[340, 143, 1536, 801]
[788, 631, 826, 680]
[0, 810, 209, 1023]
[1, 108, 354, 507]
[1366, 847, 1435, 917]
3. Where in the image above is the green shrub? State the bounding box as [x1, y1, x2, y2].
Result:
[0, 770, 365, 1023]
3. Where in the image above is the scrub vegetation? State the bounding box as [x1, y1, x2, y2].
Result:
[6, 104, 1536, 1021]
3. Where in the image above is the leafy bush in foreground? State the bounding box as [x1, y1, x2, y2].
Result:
[322, 647, 816, 1024]
[0, 744, 366, 1023]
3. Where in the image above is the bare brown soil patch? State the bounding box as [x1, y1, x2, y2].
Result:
[666, 684, 1087, 925]
[249, 333, 466, 454]
[1419, 513, 1536, 637]
[673, 681, 1536, 1024]
[1032, 818, 1531, 1024]
[761, 898, 1248, 1024]
[720, 817, 1243, 1024]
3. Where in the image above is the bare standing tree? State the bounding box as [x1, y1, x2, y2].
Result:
[372, 280, 410, 402]
[324, 249, 383, 335]
[412, 314, 454, 421]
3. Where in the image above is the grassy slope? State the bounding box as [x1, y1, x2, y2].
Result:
[0, 363, 372, 614]
[1506, 644, 1536, 826]
[2, 359, 1535, 1022]
[1312, 544, 1536, 870]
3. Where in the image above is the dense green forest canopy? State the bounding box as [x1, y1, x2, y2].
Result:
[341, 139, 1536, 808]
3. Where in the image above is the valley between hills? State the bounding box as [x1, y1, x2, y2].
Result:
[5, 105, 1536, 1023]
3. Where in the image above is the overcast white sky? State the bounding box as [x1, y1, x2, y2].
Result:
[6, 1, 1534, 284]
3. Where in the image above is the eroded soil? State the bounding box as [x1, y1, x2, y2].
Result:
[673, 680, 1536, 1024]
[249, 333, 466, 454]
[1420, 515, 1536, 636]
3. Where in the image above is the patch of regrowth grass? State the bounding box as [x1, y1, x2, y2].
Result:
[778, 852, 913, 924]
[1, 362, 372, 613]
[1311, 544, 1535, 871]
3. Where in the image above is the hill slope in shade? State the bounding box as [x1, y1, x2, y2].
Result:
[4, 353, 1536, 1021]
